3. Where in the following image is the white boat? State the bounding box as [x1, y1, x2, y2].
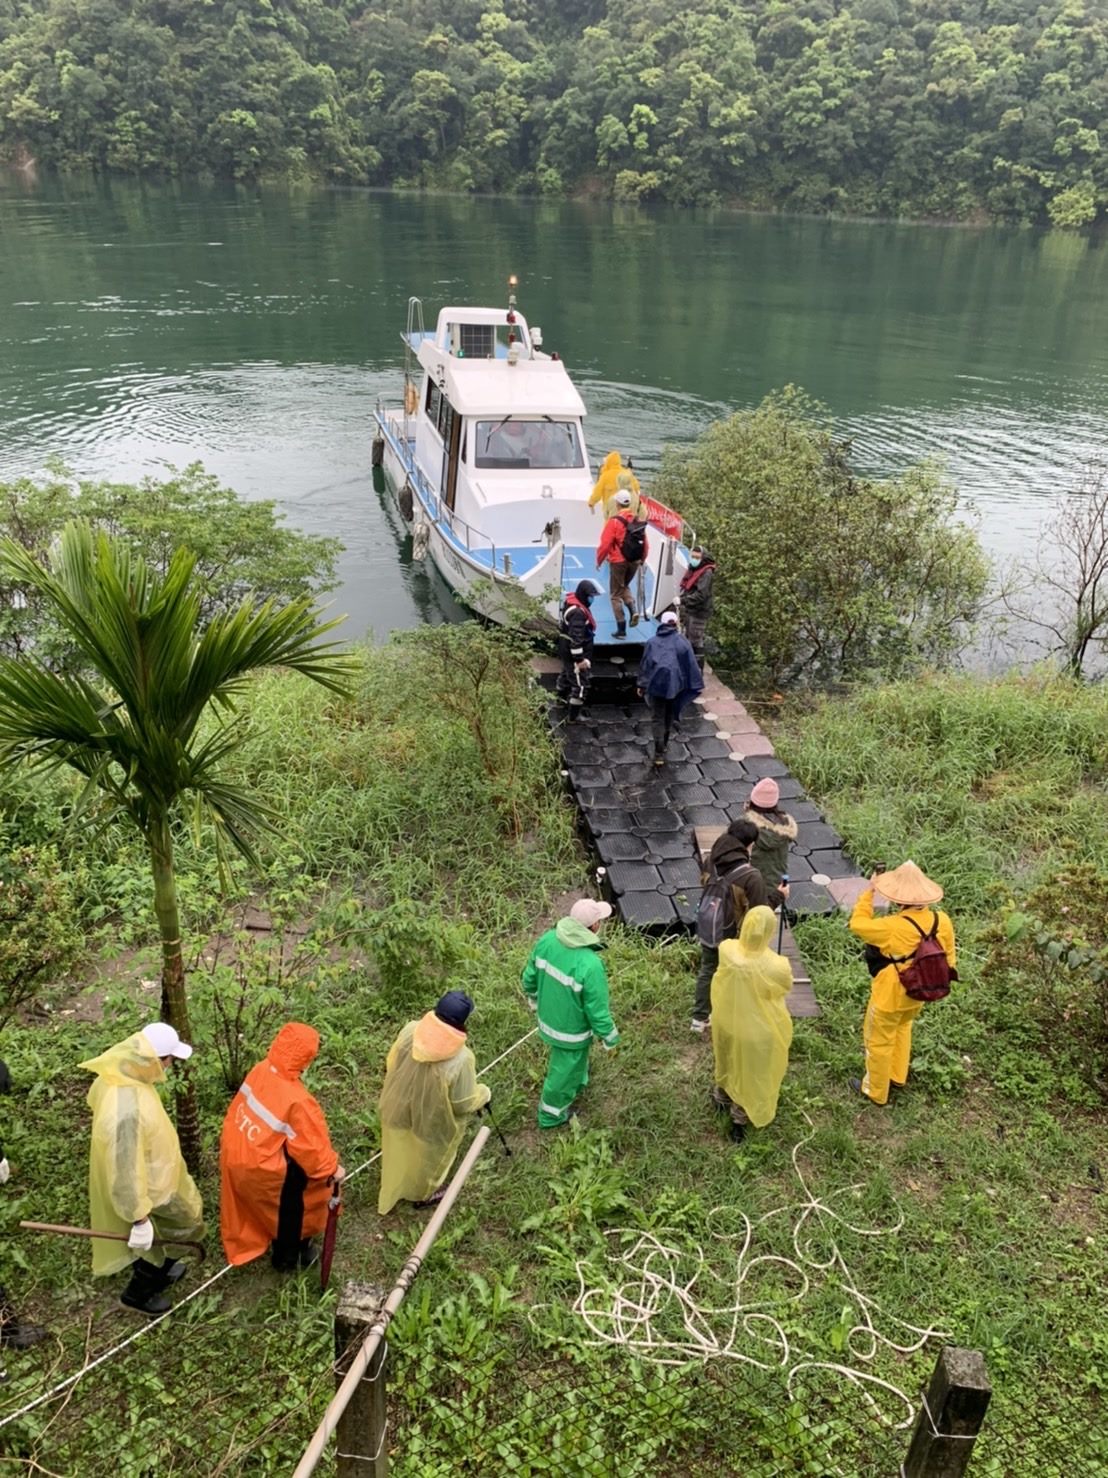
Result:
[372, 285, 688, 645]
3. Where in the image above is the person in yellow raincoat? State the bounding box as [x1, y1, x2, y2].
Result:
[588, 452, 642, 518]
[848, 860, 956, 1106]
[81, 1022, 205, 1317]
[710, 905, 793, 1142]
[377, 992, 490, 1214]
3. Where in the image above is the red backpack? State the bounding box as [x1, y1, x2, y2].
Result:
[895, 914, 957, 1002]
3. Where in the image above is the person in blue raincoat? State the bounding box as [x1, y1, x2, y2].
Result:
[636, 610, 704, 765]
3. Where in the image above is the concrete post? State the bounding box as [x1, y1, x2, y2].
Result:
[902, 1347, 992, 1477]
[334, 1281, 389, 1478]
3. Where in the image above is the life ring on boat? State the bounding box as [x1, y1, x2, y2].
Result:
[398, 479, 414, 522]
[412, 521, 431, 562]
[404, 381, 419, 416]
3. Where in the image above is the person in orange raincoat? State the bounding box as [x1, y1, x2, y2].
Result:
[219, 1023, 344, 1271]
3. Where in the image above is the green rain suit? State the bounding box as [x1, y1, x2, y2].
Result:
[80, 1031, 205, 1277]
[521, 917, 620, 1128]
[377, 1012, 490, 1213]
[711, 906, 794, 1128]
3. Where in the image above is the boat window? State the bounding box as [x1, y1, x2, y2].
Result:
[426, 381, 442, 427]
[474, 419, 584, 470]
[439, 398, 455, 445]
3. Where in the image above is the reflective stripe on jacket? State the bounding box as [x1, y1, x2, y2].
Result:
[521, 919, 620, 1051]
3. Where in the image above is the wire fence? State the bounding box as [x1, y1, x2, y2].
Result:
[376, 1329, 1107, 1477]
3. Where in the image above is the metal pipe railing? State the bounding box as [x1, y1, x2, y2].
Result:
[290, 1125, 492, 1478]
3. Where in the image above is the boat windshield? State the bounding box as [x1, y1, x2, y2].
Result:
[474, 418, 584, 470]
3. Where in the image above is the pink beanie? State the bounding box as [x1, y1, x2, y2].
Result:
[749, 778, 780, 808]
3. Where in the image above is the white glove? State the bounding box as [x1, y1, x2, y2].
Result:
[128, 1218, 154, 1251]
[525, 996, 537, 1013]
[0, 1157, 10, 1184]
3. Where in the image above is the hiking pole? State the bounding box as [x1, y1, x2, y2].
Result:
[777, 875, 789, 953]
[20, 1221, 206, 1260]
[480, 1102, 513, 1158]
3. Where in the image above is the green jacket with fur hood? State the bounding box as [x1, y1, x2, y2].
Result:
[744, 805, 797, 887]
[521, 918, 620, 1052]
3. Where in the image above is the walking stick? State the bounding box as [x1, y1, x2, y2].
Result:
[319, 1177, 342, 1293]
[20, 1221, 206, 1260]
[777, 875, 789, 953]
[480, 1103, 513, 1158]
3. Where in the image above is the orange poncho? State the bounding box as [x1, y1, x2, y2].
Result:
[219, 1023, 339, 1266]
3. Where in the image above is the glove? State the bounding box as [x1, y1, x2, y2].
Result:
[524, 995, 537, 1013]
[0, 1157, 9, 1185]
[128, 1218, 154, 1251]
[575, 659, 591, 673]
[332, 1163, 346, 1184]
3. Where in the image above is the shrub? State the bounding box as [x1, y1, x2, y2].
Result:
[0, 845, 84, 1024]
[653, 389, 990, 685]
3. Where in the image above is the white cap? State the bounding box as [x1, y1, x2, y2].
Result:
[570, 898, 613, 928]
[660, 610, 678, 626]
[142, 1022, 193, 1060]
[615, 490, 632, 506]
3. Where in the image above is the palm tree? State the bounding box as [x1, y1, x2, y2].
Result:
[0, 522, 354, 1168]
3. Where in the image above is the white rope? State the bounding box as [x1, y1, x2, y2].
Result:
[0, 1264, 233, 1431]
[1, 1022, 540, 1428]
[564, 1114, 949, 1430]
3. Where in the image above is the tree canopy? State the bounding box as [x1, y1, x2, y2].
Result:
[1, 0, 1105, 226]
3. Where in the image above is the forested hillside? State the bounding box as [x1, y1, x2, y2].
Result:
[1, 0, 1105, 225]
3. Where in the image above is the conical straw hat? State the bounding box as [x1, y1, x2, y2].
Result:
[873, 860, 943, 906]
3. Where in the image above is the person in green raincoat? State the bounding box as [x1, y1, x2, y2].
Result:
[81, 1022, 205, 1316]
[710, 906, 793, 1143]
[377, 992, 490, 1213]
[521, 899, 621, 1129]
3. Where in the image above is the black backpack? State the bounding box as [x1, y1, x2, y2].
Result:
[620, 518, 647, 564]
[696, 863, 758, 948]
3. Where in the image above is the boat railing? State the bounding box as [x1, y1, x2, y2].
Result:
[377, 399, 513, 572]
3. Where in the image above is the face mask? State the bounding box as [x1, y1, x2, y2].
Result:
[689, 556, 702, 568]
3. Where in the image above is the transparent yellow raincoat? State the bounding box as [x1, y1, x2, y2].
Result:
[377, 1013, 489, 1214]
[80, 1031, 205, 1275]
[710, 906, 793, 1128]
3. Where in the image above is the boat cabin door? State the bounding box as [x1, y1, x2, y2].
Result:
[441, 403, 462, 513]
[651, 534, 682, 616]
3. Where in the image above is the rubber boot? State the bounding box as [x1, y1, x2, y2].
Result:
[613, 621, 627, 640]
[298, 1239, 320, 1270]
[0, 1287, 48, 1349]
[120, 1258, 172, 1317]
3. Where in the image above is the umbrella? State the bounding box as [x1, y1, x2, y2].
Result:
[320, 1178, 343, 1292]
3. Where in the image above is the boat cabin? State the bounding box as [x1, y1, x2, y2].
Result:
[404, 307, 593, 560]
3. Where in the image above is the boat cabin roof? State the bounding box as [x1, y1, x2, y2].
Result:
[405, 306, 587, 420]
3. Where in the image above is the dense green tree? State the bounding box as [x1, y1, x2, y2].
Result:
[1, 0, 1106, 223]
[654, 389, 991, 684]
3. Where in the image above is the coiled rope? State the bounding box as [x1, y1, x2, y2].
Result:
[569, 1115, 949, 1428]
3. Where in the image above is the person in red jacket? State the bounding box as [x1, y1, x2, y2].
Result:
[596, 489, 649, 638]
[219, 1023, 344, 1272]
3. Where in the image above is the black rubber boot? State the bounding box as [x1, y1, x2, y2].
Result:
[120, 1259, 172, 1317]
[613, 622, 627, 640]
[298, 1239, 320, 1270]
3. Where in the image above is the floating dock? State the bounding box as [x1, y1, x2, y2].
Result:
[537, 656, 872, 1019]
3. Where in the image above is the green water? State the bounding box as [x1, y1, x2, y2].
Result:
[2, 174, 1106, 638]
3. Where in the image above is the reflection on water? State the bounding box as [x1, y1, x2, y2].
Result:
[1, 175, 1106, 639]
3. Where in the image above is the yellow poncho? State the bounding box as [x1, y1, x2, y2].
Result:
[377, 1013, 489, 1214]
[588, 451, 642, 518]
[81, 1031, 205, 1275]
[710, 906, 793, 1128]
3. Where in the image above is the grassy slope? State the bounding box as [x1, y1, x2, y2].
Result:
[1, 660, 1106, 1475]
